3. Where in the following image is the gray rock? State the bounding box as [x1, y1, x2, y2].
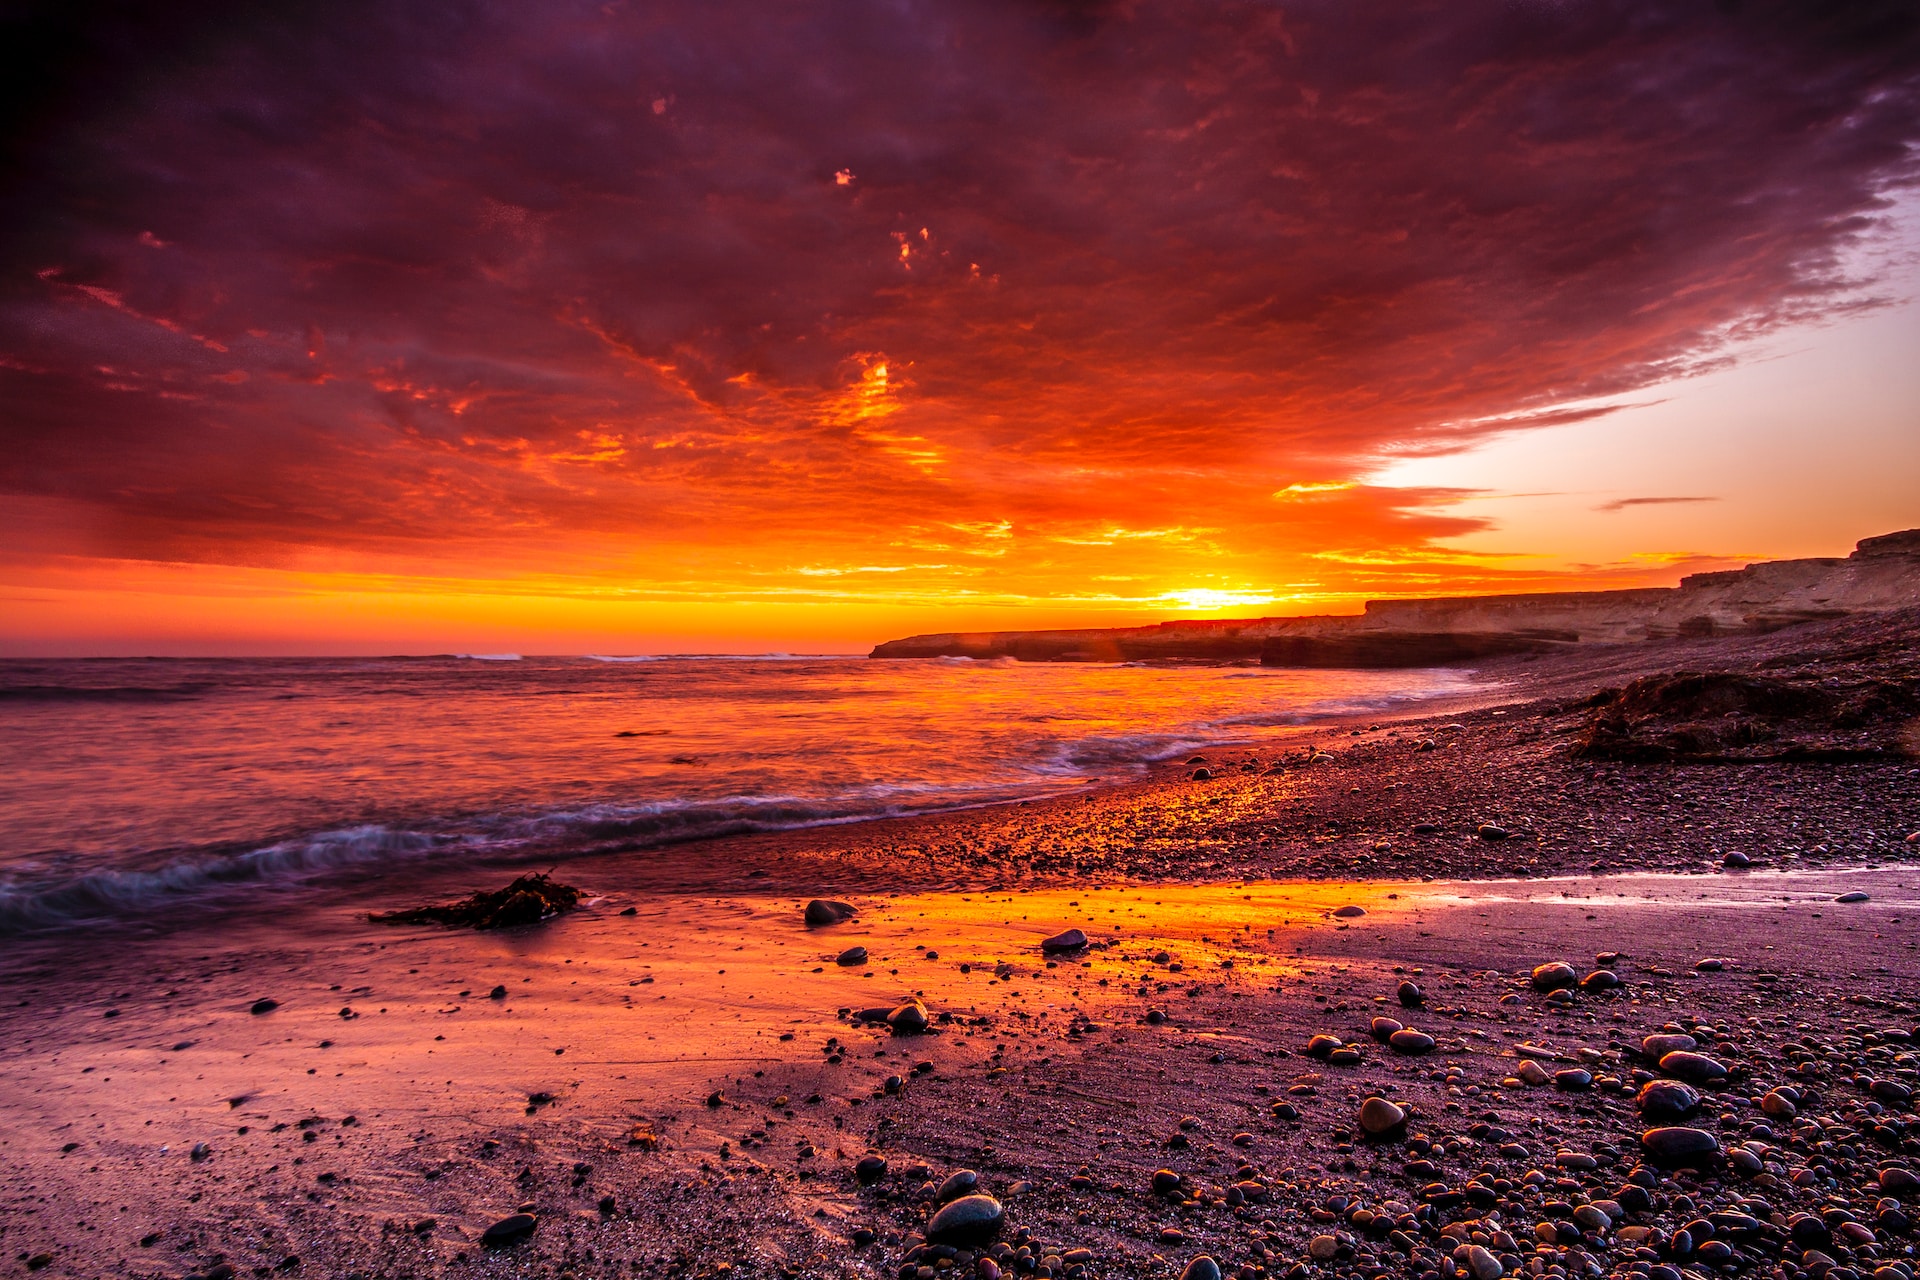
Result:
[924, 1194, 1004, 1247]
[1531, 962, 1577, 991]
[836, 946, 869, 967]
[936, 1169, 979, 1202]
[1041, 928, 1089, 953]
[886, 1000, 930, 1034]
[1834, 891, 1871, 903]
[1357, 1096, 1407, 1140]
[1388, 1029, 1435, 1056]
[1180, 1258, 1224, 1280]
[1466, 1244, 1504, 1280]
[1640, 1127, 1721, 1169]
[1637, 1079, 1702, 1121]
[480, 1213, 537, 1247]
[805, 899, 857, 927]
[1642, 1032, 1696, 1057]
[1658, 1050, 1728, 1083]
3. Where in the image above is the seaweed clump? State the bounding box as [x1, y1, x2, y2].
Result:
[371, 873, 583, 929]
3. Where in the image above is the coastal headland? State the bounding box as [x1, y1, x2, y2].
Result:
[869, 530, 1920, 667]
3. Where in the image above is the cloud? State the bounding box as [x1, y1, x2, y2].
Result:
[1594, 496, 1722, 513]
[0, 0, 1916, 606]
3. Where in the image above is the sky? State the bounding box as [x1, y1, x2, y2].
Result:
[2, 0, 1918, 655]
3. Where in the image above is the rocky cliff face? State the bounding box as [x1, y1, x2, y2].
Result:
[867, 529, 1920, 666]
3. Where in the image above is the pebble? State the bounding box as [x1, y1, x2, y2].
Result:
[249, 998, 279, 1015]
[1040, 928, 1088, 952]
[1331, 905, 1366, 918]
[1396, 980, 1423, 1007]
[854, 1155, 888, 1182]
[1530, 962, 1577, 991]
[887, 1000, 931, 1034]
[1179, 1257, 1223, 1280]
[1466, 1243, 1504, 1280]
[1657, 1049, 1728, 1083]
[936, 1169, 979, 1202]
[1476, 824, 1509, 841]
[1356, 1096, 1406, 1139]
[1636, 1079, 1701, 1121]
[1641, 1032, 1696, 1057]
[1308, 1235, 1340, 1260]
[804, 899, 857, 926]
[1387, 1028, 1435, 1055]
[1639, 1126, 1721, 1169]
[480, 1213, 538, 1247]
[836, 946, 869, 966]
[1834, 891, 1871, 903]
[1721, 850, 1750, 868]
[923, 1194, 1004, 1247]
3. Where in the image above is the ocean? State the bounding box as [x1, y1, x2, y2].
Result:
[0, 654, 1478, 931]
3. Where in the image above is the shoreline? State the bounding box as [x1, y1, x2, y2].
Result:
[2, 611, 1916, 1279]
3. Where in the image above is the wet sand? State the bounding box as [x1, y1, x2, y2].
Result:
[3, 614, 1918, 1279]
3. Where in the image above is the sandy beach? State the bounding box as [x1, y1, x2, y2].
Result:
[3, 612, 1917, 1280]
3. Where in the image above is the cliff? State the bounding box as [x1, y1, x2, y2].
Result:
[868, 529, 1920, 666]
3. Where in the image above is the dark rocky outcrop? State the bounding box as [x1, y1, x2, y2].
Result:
[1574, 671, 1920, 762]
[371, 874, 583, 930]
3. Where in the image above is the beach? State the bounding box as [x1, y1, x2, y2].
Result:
[2, 611, 1917, 1280]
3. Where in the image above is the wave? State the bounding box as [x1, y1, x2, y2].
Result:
[579, 653, 863, 663]
[455, 653, 523, 661]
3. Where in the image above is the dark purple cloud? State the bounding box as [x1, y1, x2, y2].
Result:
[0, 0, 1916, 581]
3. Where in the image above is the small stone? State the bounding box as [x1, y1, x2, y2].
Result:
[1642, 1032, 1696, 1057]
[924, 1194, 1004, 1248]
[249, 998, 279, 1015]
[488, 985, 507, 999]
[1388, 1029, 1435, 1056]
[1881, 1167, 1919, 1197]
[1834, 891, 1871, 903]
[1578, 969, 1622, 990]
[886, 1000, 930, 1034]
[1357, 1095, 1407, 1140]
[1658, 1050, 1728, 1083]
[1721, 851, 1750, 868]
[1331, 905, 1366, 918]
[1308, 1235, 1340, 1261]
[1637, 1079, 1701, 1121]
[1477, 824, 1509, 841]
[936, 1169, 979, 1202]
[836, 946, 869, 966]
[1516, 1060, 1550, 1086]
[1530, 962, 1577, 990]
[1640, 1127, 1721, 1169]
[1370, 1017, 1403, 1041]
[1396, 980, 1423, 1008]
[1466, 1244, 1504, 1280]
[1553, 1068, 1593, 1090]
[1041, 928, 1089, 953]
[805, 900, 857, 927]
[1305, 1034, 1342, 1058]
[854, 1154, 888, 1181]
[480, 1213, 538, 1247]
[1694, 958, 1724, 972]
[1152, 1168, 1182, 1193]
[1180, 1258, 1224, 1280]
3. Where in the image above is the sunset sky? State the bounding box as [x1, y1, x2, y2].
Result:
[3, 0, 1918, 655]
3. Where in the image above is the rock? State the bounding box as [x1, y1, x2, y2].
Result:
[1516, 1060, 1551, 1086]
[1642, 1032, 1696, 1058]
[488, 984, 507, 999]
[1151, 1168, 1182, 1193]
[1553, 1068, 1593, 1090]
[1397, 980, 1424, 1008]
[1640, 1127, 1721, 1169]
[480, 1213, 538, 1247]
[1834, 891, 1871, 903]
[1658, 1050, 1729, 1083]
[887, 1000, 930, 1034]
[1388, 1029, 1435, 1055]
[1305, 1034, 1342, 1058]
[1466, 1244, 1504, 1280]
[1041, 928, 1089, 953]
[1694, 958, 1724, 972]
[1477, 824, 1510, 841]
[1721, 851, 1751, 868]
[936, 1169, 979, 1202]
[1331, 905, 1366, 918]
[924, 1195, 1004, 1248]
[1308, 1235, 1340, 1261]
[1370, 1017, 1403, 1041]
[1579, 969, 1622, 990]
[1881, 1167, 1919, 1197]
[805, 899, 857, 927]
[1637, 1079, 1702, 1121]
[836, 946, 869, 967]
[249, 998, 279, 1015]
[854, 1155, 888, 1182]
[1531, 962, 1577, 991]
[371, 873, 582, 930]
[1357, 1096, 1407, 1140]
[1179, 1258, 1224, 1280]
